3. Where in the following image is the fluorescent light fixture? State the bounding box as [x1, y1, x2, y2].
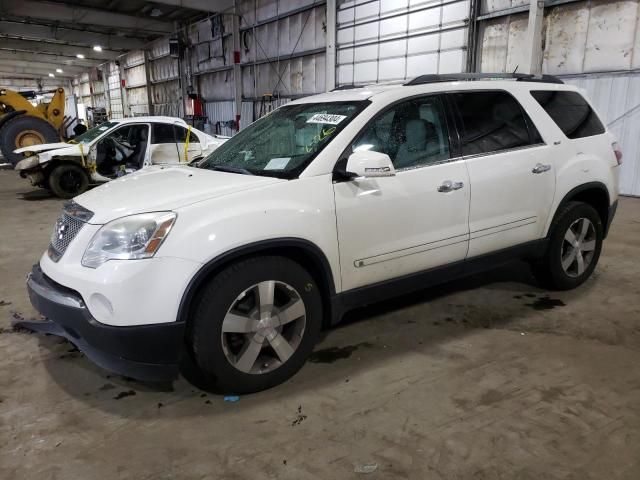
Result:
[48, 73, 55, 77]
[93, 45, 102, 52]
[56, 68, 63, 73]
[76, 54, 85, 59]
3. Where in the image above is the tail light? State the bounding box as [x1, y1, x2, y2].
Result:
[612, 142, 623, 165]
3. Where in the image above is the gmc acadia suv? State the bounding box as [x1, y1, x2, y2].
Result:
[21, 73, 621, 393]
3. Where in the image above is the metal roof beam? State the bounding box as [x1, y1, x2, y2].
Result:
[1, 1, 174, 34]
[0, 68, 75, 79]
[0, 50, 100, 68]
[0, 59, 86, 75]
[150, 0, 234, 13]
[0, 21, 147, 50]
[0, 38, 117, 60]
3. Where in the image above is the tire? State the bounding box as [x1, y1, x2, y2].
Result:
[533, 201, 603, 290]
[48, 163, 90, 199]
[189, 256, 322, 394]
[0, 115, 59, 166]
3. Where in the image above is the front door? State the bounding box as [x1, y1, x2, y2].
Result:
[448, 91, 556, 258]
[334, 95, 470, 292]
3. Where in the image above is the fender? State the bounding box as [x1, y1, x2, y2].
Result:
[549, 181, 612, 236]
[176, 237, 337, 326]
[0, 110, 26, 131]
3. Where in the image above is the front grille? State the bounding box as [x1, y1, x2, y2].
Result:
[48, 202, 94, 262]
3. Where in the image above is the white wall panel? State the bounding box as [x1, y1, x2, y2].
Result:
[336, 0, 470, 85]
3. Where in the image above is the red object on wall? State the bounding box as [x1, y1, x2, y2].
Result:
[121, 79, 126, 88]
[234, 51, 240, 64]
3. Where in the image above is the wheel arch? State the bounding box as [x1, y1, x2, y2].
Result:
[551, 182, 611, 237]
[177, 238, 337, 329]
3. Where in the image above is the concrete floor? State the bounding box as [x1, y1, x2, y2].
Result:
[1, 169, 640, 480]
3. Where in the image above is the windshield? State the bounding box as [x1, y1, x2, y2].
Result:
[199, 101, 369, 178]
[70, 122, 119, 145]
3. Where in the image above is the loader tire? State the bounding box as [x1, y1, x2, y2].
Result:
[0, 115, 59, 166]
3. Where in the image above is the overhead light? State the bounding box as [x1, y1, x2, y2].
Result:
[150, 7, 162, 16]
[48, 73, 55, 77]
[93, 45, 102, 52]
[76, 54, 85, 59]
[56, 68, 63, 73]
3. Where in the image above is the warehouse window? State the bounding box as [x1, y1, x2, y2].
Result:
[451, 91, 540, 156]
[531, 90, 605, 139]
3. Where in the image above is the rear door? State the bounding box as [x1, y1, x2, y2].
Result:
[448, 90, 556, 258]
[175, 124, 203, 162]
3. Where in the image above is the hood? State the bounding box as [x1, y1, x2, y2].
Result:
[75, 165, 284, 224]
[14, 142, 74, 154]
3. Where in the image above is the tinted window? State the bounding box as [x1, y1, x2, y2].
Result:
[531, 90, 605, 139]
[175, 125, 199, 143]
[152, 123, 175, 144]
[352, 95, 450, 169]
[452, 91, 539, 156]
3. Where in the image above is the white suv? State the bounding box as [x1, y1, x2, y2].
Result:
[21, 73, 621, 393]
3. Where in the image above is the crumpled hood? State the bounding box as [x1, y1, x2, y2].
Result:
[75, 165, 284, 224]
[14, 142, 75, 154]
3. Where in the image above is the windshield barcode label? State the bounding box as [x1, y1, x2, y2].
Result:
[306, 114, 347, 125]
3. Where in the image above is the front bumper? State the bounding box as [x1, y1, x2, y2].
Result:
[18, 264, 186, 382]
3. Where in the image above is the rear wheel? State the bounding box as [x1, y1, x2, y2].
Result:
[533, 201, 603, 290]
[48, 163, 89, 199]
[0, 115, 59, 166]
[189, 256, 322, 393]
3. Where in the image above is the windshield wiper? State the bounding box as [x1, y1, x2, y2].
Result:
[210, 165, 254, 175]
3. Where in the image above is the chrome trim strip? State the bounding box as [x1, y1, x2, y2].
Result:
[27, 272, 84, 309]
[355, 233, 469, 267]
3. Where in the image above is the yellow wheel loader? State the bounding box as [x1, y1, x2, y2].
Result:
[0, 87, 65, 166]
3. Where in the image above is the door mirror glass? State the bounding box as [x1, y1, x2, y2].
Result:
[346, 150, 396, 178]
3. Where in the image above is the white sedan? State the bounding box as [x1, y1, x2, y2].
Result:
[14, 116, 228, 198]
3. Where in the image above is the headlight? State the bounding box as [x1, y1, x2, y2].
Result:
[82, 212, 176, 268]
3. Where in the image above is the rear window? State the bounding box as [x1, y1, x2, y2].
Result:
[531, 91, 605, 139]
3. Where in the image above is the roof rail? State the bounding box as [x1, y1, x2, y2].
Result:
[404, 73, 564, 86]
[331, 84, 365, 91]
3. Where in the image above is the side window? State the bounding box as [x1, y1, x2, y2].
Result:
[451, 91, 539, 156]
[152, 123, 175, 144]
[352, 95, 450, 170]
[175, 125, 199, 143]
[531, 90, 605, 139]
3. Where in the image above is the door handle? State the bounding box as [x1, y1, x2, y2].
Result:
[532, 163, 551, 174]
[437, 180, 464, 192]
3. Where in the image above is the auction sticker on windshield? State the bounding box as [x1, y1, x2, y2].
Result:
[306, 114, 347, 125]
[264, 157, 291, 170]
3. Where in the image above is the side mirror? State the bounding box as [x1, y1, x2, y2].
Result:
[344, 150, 396, 179]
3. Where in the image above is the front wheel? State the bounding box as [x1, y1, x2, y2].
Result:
[48, 163, 89, 199]
[533, 201, 603, 290]
[189, 256, 322, 393]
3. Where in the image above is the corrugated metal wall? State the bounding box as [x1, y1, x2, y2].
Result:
[149, 39, 182, 117]
[477, 0, 640, 195]
[336, 0, 471, 85]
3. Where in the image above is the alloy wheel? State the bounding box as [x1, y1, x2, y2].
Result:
[561, 217, 597, 277]
[221, 280, 306, 374]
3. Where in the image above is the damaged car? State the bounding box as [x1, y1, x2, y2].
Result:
[14, 117, 228, 198]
